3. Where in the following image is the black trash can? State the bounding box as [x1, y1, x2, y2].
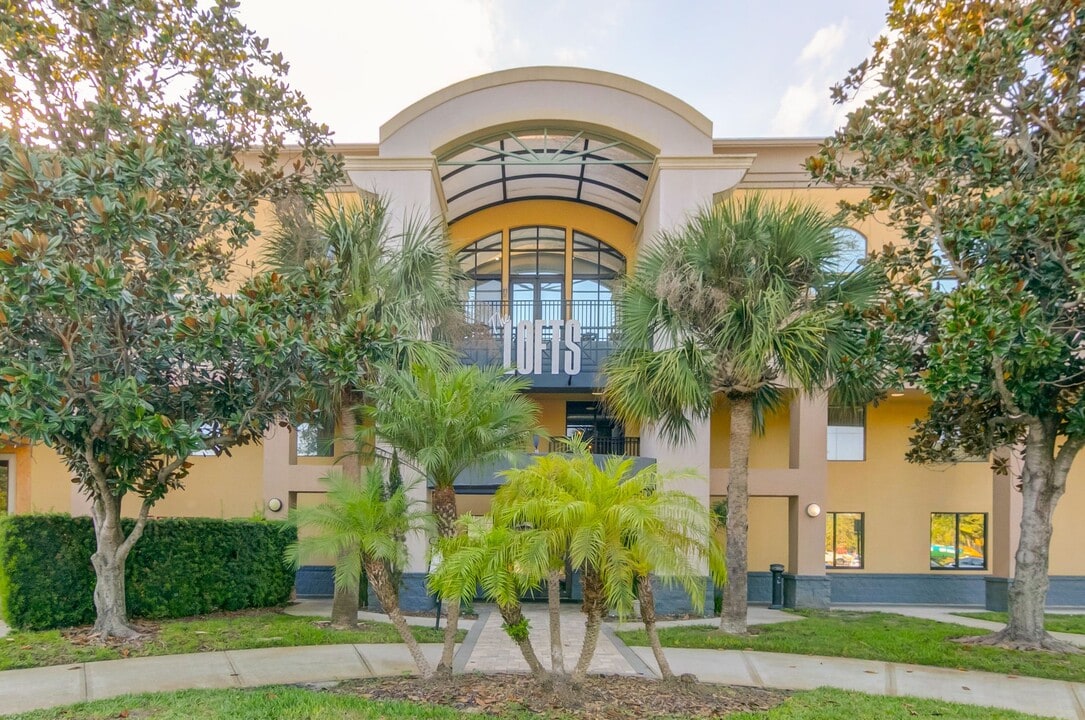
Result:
[769, 563, 785, 609]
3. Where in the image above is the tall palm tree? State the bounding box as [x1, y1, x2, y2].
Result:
[285, 465, 434, 676]
[266, 195, 460, 627]
[429, 515, 550, 680]
[604, 195, 876, 635]
[369, 361, 540, 674]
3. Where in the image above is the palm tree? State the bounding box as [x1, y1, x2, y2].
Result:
[491, 450, 579, 676]
[626, 481, 725, 679]
[604, 195, 876, 635]
[285, 465, 434, 676]
[369, 361, 540, 674]
[496, 442, 721, 681]
[429, 515, 550, 680]
[266, 195, 459, 627]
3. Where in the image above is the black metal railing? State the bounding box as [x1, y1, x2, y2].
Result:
[550, 436, 640, 457]
[454, 299, 619, 378]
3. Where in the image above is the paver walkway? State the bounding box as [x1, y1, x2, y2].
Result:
[462, 606, 647, 675]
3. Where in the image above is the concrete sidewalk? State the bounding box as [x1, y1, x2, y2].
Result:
[635, 647, 1085, 720]
[2, 605, 1084, 718]
[1, 639, 1082, 719]
[0, 643, 445, 716]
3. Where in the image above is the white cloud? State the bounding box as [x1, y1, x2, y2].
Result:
[770, 20, 852, 136]
[770, 79, 820, 136]
[238, 0, 502, 142]
[798, 22, 847, 71]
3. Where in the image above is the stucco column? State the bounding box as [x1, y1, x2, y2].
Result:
[987, 445, 1023, 610]
[344, 157, 445, 242]
[785, 392, 830, 608]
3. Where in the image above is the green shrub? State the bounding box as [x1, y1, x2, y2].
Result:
[0, 514, 297, 630]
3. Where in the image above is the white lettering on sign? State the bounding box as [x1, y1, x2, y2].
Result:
[500, 318, 582, 376]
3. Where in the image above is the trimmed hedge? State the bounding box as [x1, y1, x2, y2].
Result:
[0, 514, 297, 630]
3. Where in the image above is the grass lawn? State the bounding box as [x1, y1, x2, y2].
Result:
[616, 611, 1085, 683]
[955, 611, 1085, 635]
[0, 609, 461, 672]
[3, 686, 1059, 720]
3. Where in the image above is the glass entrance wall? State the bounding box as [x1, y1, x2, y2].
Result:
[454, 224, 626, 385]
[456, 226, 626, 322]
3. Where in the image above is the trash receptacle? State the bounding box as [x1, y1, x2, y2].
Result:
[769, 563, 785, 609]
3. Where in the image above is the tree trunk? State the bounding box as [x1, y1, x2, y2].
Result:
[638, 574, 673, 679]
[499, 603, 547, 678]
[573, 568, 605, 681]
[89, 490, 141, 639]
[720, 394, 751, 635]
[331, 402, 362, 628]
[366, 558, 432, 677]
[432, 483, 460, 675]
[547, 568, 565, 675]
[972, 420, 1080, 652]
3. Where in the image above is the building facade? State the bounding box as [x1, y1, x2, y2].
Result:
[3, 67, 1084, 612]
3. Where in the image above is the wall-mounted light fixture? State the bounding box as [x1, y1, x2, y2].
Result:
[805, 503, 822, 518]
[267, 497, 283, 513]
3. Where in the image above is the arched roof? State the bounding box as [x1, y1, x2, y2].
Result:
[378, 67, 715, 223]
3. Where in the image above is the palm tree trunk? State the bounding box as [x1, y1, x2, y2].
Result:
[499, 603, 547, 678]
[332, 402, 361, 628]
[573, 568, 605, 681]
[720, 394, 751, 635]
[365, 558, 432, 677]
[637, 574, 673, 679]
[547, 568, 565, 675]
[432, 483, 460, 675]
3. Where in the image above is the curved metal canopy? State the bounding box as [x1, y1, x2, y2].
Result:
[438, 128, 652, 225]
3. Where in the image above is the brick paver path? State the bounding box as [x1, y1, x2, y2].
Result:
[464, 605, 639, 675]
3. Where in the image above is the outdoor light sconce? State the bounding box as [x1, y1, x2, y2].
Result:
[805, 503, 822, 518]
[267, 497, 283, 512]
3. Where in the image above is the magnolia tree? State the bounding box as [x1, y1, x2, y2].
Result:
[813, 0, 1085, 650]
[0, 0, 339, 638]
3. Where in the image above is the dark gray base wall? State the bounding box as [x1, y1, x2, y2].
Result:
[295, 566, 334, 598]
[985, 576, 1085, 611]
[293, 568, 437, 612]
[298, 568, 1085, 610]
[830, 573, 987, 605]
[649, 576, 715, 617]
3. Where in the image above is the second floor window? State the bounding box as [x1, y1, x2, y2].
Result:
[457, 226, 625, 337]
[827, 403, 865, 461]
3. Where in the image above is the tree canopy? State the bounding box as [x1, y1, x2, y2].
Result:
[813, 0, 1085, 649]
[0, 0, 340, 637]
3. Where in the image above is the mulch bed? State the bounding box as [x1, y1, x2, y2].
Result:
[333, 673, 788, 719]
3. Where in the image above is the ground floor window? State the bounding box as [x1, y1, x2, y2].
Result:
[0, 458, 10, 515]
[930, 512, 986, 569]
[825, 512, 864, 568]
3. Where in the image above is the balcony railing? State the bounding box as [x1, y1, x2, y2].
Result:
[550, 436, 640, 456]
[454, 299, 619, 384]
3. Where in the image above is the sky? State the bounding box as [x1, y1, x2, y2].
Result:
[236, 1, 890, 144]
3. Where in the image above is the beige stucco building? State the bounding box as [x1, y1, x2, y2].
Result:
[3, 67, 1083, 612]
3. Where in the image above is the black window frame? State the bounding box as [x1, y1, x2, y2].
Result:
[825, 511, 865, 569]
[929, 512, 987, 571]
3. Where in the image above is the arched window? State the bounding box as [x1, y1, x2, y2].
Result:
[456, 227, 626, 337]
[829, 227, 867, 274]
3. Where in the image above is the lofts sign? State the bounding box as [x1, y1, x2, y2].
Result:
[499, 318, 582, 376]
